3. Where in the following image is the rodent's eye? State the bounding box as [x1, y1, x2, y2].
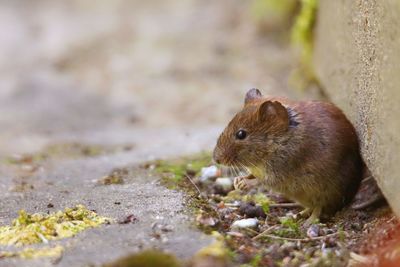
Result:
[235, 129, 247, 140]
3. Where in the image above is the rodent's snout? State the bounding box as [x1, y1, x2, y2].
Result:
[212, 150, 221, 164]
[212, 147, 223, 165]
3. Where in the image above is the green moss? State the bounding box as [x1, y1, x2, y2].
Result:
[274, 217, 301, 238]
[154, 152, 212, 189]
[291, 0, 318, 81]
[222, 190, 243, 202]
[149, 152, 219, 231]
[0, 205, 111, 246]
[103, 250, 181, 267]
[244, 193, 270, 213]
[248, 253, 262, 267]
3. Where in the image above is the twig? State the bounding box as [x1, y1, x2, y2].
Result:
[269, 203, 302, 208]
[185, 175, 203, 197]
[256, 232, 339, 242]
[361, 175, 373, 183]
[252, 225, 279, 240]
[226, 231, 245, 238]
[224, 203, 240, 207]
[242, 227, 259, 237]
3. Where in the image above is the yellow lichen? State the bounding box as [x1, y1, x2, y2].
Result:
[291, 0, 318, 81]
[193, 232, 231, 265]
[0, 205, 111, 246]
[0, 246, 64, 259]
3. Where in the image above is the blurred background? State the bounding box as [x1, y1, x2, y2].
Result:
[0, 0, 319, 156]
[2, 2, 400, 266]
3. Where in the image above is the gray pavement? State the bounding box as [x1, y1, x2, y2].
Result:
[0, 0, 308, 265]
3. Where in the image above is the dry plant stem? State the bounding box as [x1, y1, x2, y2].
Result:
[252, 225, 279, 240]
[185, 175, 202, 197]
[361, 176, 373, 183]
[259, 232, 339, 243]
[244, 228, 261, 237]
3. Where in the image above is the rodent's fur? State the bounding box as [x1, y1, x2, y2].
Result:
[213, 89, 363, 222]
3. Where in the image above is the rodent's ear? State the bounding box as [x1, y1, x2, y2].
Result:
[257, 101, 289, 129]
[244, 88, 262, 105]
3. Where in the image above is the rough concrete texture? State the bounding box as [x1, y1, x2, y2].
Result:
[314, 0, 400, 216]
[0, 0, 308, 266]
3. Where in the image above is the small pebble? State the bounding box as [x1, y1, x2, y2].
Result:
[281, 241, 296, 251]
[196, 213, 218, 227]
[21, 164, 37, 172]
[307, 224, 320, 238]
[119, 214, 137, 224]
[199, 165, 220, 182]
[231, 218, 258, 230]
[161, 224, 174, 232]
[215, 177, 233, 191]
[217, 201, 225, 209]
[239, 202, 266, 218]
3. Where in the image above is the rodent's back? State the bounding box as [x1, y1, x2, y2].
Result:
[289, 100, 363, 213]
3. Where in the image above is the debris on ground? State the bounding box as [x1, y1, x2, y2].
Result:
[97, 168, 129, 185]
[118, 214, 137, 225]
[0, 245, 64, 260]
[150, 153, 396, 266]
[0, 205, 111, 247]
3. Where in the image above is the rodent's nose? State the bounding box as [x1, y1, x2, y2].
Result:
[212, 149, 222, 164]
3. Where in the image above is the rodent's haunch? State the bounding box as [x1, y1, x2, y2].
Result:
[213, 89, 363, 224]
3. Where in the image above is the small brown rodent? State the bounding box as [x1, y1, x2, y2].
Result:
[213, 89, 363, 224]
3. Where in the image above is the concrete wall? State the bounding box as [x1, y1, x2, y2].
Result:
[314, 0, 400, 215]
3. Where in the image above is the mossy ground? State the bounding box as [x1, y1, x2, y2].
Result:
[0, 205, 111, 260]
[145, 152, 396, 267]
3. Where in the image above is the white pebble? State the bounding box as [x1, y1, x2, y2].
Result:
[200, 165, 220, 182]
[231, 218, 258, 230]
[215, 177, 233, 190]
[307, 224, 320, 238]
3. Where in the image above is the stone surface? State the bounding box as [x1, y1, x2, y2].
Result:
[314, 0, 400, 216]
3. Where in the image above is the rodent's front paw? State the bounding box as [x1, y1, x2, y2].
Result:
[233, 176, 258, 191]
